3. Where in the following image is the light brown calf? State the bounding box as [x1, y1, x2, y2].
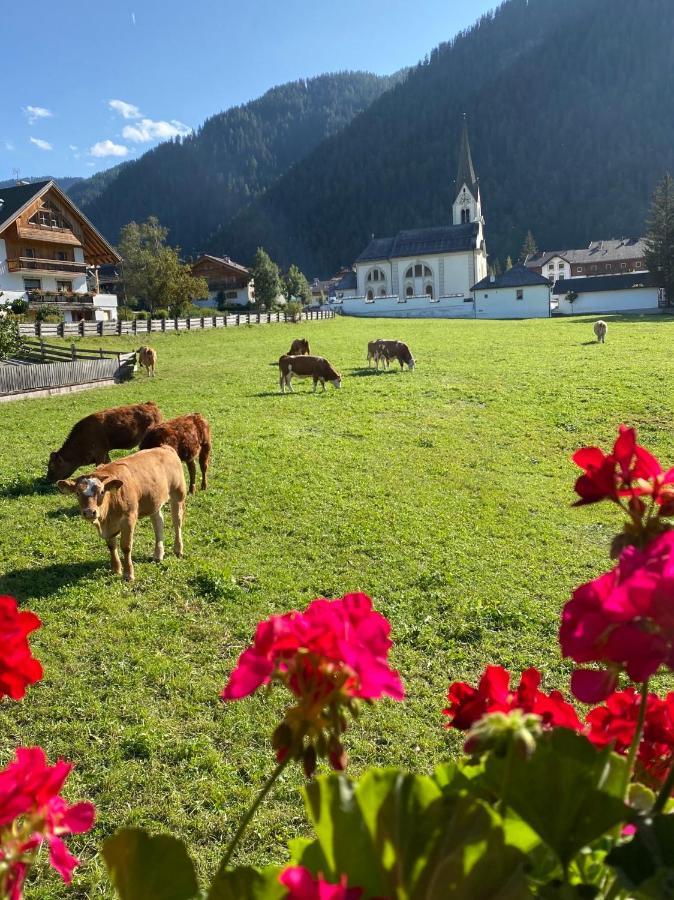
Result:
[594, 320, 608, 344]
[58, 446, 186, 582]
[278, 354, 341, 393]
[137, 346, 158, 376]
[140, 413, 211, 493]
[367, 340, 385, 368]
[288, 338, 311, 355]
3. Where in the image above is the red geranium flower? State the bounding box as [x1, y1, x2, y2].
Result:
[0, 747, 95, 899]
[573, 425, 662, 506]
[0, 596, 42, 701]
[443, 666, 582, 732]
[560, 530, 674, 702]
[279, 867, 363, 900]
[586, 688, 674, 784]
[221, 594, 403, 772]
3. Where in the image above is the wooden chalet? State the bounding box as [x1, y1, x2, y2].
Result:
[191, 254, 253, 308]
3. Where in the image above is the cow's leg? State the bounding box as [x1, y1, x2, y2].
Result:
[107, 532, 122, 576]
[287, 374, 294, 392]
[186, 459, 197, 495]
[279, 371, 285, 393]
[312, 377, 318, 393]
[321, 378, 326, 392]
[199, 442, 210, 491]
[151, 509, 165, 561]
[170, 494, 184, 558]
[120, 516, 137, 582]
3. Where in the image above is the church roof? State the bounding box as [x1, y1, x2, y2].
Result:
[456, 118, 478, 198]
[472, 265, 552, 291]
[552, 272, 659, 295]
[335, 269, 357, 290]
[355, 223, 479, 263]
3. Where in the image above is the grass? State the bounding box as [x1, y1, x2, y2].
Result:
[1, 312, 674, 897]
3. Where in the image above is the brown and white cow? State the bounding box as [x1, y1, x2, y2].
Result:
[57, 446, 186, 582]
[279, 354, 341, 393]
[288, 338, 311, 356]
[137, 346, 157, 377]
[46, 401, 163, 482]
[140, 413, 211, 494]
[375, 339, 415, 370]
[367, 340, 385, 368]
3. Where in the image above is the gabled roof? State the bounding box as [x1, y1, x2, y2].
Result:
[552, 272, 660, 295]
[456, 118, 478, 198]
[526, 238, 647, 270]
[335, 270, 357, 290]
[0, 179, 120, 263]
[355, 223, 479, 263]
[472, 265, 552, 291]
[192, 253, 250, 275]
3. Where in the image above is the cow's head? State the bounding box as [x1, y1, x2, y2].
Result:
[406, 357, 416, 371]
[57, 474, 123, 522]
[332, 374, 342, 389]
[46, 451, 75, 482]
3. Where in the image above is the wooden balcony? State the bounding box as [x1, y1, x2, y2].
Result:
[7, 257, 88, 275]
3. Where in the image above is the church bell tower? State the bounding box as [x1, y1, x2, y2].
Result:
[452, 116, 483, 227]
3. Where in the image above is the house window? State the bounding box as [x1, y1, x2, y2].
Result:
[226, 290, 238, 299]
[606, 264, 612, 272]
[548, 264, 555, 270]
[55, 251, 68, 261]
[576, 267, 582, 274]
[621, 263, 627, 270]
[57, 280, 72, 293]
[516, 289, 524, 300]
[23, 278, 41, 291]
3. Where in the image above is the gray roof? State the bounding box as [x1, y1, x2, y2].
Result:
[526, 238, 647, 270]
[355, 223, 479, 263]
[195, 253, 250, 275]
[472, 265, 552, 291]
[552, 272, 660, 295]
[0, 180, 51, 233]
[456, 118, 478, 198]
[335, 270, 357, 290]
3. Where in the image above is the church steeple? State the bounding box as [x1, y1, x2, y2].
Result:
[453, 116, 482, 227]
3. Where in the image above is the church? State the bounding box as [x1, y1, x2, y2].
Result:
[340, 120, 489, 318]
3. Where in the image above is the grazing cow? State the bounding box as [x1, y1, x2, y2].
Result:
[46, 401, 163, 482]
[375, 340, 415, 370]
[140, 413, 211, 494]
[279, 354, 341, 393]
[594, 320, 608, 344]
[57, 446, 186, 582]
[288, 338, 311, 356]
[367, 340, 386, 368]
[137, 346, 157, 377]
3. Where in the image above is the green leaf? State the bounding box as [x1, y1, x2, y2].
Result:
[607, 813, 674, 898]
[102, 828, 199, 900]
[207, 865, 285, 900]
[484, 729, 629, 869]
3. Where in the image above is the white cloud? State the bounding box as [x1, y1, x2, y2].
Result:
[3, 141, 14, 151]
[69, 144, 78, 151]
[89, 139, 129, 158]
[109, 99, 142, 120]
[24, 106, 53, 125]
[30, 137, 52, 151]
[122, 118, 191, 143]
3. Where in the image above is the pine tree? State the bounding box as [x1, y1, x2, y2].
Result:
[493, 258, 503, 277]
[251, 248, 283, 310]
[644, 174, 674, 303]
[520, 231, 538, 261]
[284, 264, 312, 305]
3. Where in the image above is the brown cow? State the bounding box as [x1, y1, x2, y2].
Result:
[137, 346, 157, 377]
[367, 339, 388, 369]
[57, 446, 186, 582]
[46, 401, 163, 482]
[375, 340, 415, 370]
[279, 355, 341, 393]
[288, 338, 310, 356]
[140, 413, 211, 494]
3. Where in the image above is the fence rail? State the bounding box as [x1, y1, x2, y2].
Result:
[18, 309, 335, 339]
[0, 354, 135, 400]
[17, 339, 129, 366]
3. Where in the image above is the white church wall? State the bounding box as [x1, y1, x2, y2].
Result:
[474, 284, 550, 319]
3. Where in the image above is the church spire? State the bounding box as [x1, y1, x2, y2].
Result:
[456, 114, 478, 198]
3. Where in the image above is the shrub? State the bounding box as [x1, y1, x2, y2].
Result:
[285, 300, 302, 322]
[34, 303, 62, 323]
[134, 311, 148, 320]
[153, 308, 169, 319]
[10, 298, 28, 316]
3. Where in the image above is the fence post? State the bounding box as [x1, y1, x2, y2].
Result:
[79, 320, 84, 337]
[40, 340, 45, 362]
[187, 317, 191, 330]
[117, 320, 122, 335]
[236, 314, 240, 326]
[132, 318, 137, 334]
[58, 322, 64, 338]
[71, 342, 76, 361]
[162, 317, 166, 332]
[174, 318, 179, 331]
[256, 312, 260, 324]
[99, 346, 104, 359]
[200, 316, 205, 329]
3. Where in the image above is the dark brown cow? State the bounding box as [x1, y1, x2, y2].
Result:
[58, 446, 186, 582]
[140, 413, 211, 494]
[278, 355, 341, 393]
[288, 338, 311, 356]
[46, 401, 163, 482]
[375, 340, 415, 370]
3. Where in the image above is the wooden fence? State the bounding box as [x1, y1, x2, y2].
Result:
[17, 309, 335, 339]
[0, 353, 135, 401]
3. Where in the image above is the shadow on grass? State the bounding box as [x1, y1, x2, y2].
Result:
[349, 367, 398, 377]
[580, 340, 601, 346]
[0, 560, 103, 600]
[46, 506, 79, 519]
[0, 477, 52, 499]
[552, 313, 671, 325]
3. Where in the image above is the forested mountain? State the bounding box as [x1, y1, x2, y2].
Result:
[67, 163, 128, 209]
[0, 176, 83, 193]
[210, 0, 674, 275]
[74, 72, 398, 251]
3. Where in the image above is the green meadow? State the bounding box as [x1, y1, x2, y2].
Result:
[1, 313, 673, 897]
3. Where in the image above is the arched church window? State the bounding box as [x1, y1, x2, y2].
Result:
[379, 288, 386, 296]
[405, 266, 413, 279]
[406, 286, 414, 297]
[366, 289, 374, 301]
[414, 264, 423, 278]
[425, 285, 433, 298]
[424, 266, 432, 277]
[461, 209, 470, 224]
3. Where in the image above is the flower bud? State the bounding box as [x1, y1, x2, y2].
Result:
[272, 722, 292, 753]
[464, 710, 543, 759]
[328, 738, 347, 771]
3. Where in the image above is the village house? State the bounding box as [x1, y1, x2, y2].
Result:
[0, 180, 120, 321]
[471, 265, 551, 319]
[191, 253, 253, 308]
[525, 238, 648, 284]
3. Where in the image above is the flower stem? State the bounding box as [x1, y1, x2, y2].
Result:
[621, 681, 649, 799]
[653, 759, 674, 814]
[216, 755, 290, 876]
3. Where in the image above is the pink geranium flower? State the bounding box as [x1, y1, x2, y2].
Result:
[0, 747, 95, 899]
[443, 666, 582, 733]
[279, 867, 363, 899]
[221, 594, 403, 773]
[0, 596, 43, 702]
[560, 530, 674, 701]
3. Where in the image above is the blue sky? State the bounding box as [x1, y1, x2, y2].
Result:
[1, 0, 495, 180]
